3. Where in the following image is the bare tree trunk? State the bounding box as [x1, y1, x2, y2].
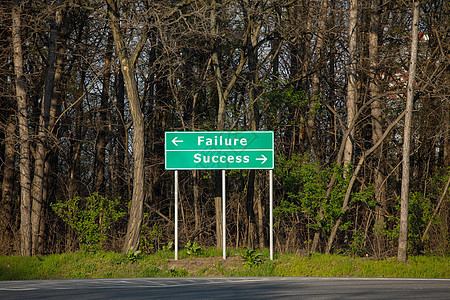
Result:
[193, 169, 200, 231]
[344, 0, 358, 167]
[31, 6, 62, 255]
[191, 93, 200, 231]
[369, 0, 386, 257]
[246, 170, 257, 249]
[307, 1, 327, 251]
[325, 110, 407, 254]
[39, 40, 63, 253]
[307, 0, 340, 253]
[445, 99, 450, 168]
[308, 0, 327, 151]
[96, 31, 113, 194]
[13, 0, 32, 256]
[325, 0, 357, 254]
[0, 115, 15, 254]
[421, 175, 450, 242]
[115, 69, 126, 199]
[257, 174, 265, 249]
[31, 121, 45, 255]
[398, 0, 420, 263]
[209, 0, 248, 249]
[107, 0, 147, 253]
[213, 171, 224, 249]
[245, 7, 262, 248]
[209, 1, 224, 249]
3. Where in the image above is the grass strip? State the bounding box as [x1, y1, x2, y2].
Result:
[0, 250, 448, 280]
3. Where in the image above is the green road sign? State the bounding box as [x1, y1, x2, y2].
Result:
[165, 131, 274, 170]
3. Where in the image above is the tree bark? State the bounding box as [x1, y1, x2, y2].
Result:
[209, 0, 249, 249]
[308, 0, 327, 151]
[369, 0, 386, 256]
[31, 6, 62, 255]
[95, 30, 113, 194]
[107, 0, 147, 253]
[445, 99, 450, 168]
[115, 69, 127, 199]
[13, 0, 32, 256]
[245, 5, 262, 248]
[0, 115, 15, 254]
[398, 0, 420, 263]
[421, 175, 450, 242]
[326, 110, 407, 254]
[344, 0, 358, 167]
[256, 174, 265, 249]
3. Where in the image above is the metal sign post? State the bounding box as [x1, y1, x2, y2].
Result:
[165, 131, 274, 261]
[222, 170, 226, 260]
[174, 170, 178, 260]
[270, 169, 273, 260]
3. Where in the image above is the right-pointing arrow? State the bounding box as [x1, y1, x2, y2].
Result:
[256, 155, 267, 164]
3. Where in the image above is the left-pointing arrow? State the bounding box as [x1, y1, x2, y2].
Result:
[172, 137, 183, 146]
[255, 155, 267, 164]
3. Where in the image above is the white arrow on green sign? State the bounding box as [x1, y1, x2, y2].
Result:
[165, 131, 274, 170]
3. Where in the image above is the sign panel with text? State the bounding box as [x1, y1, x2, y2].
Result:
[165, 131, 274, 170]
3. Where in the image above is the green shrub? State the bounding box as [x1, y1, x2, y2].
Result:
[140, 220, 163, 253]
[185, 240, 202, 256]
[141, 266, 162, 277]
[51, 193, 125, 252]
[162, 241, 174, 251]
[167, 268, 188, 277]
[240, 248, 263, 267]
[382, 191, 434, 255]
[275, 154, 352, 234]
[126, 246, 142, 263]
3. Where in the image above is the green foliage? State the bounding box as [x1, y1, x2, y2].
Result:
[348, 231, 366, 257]
[240, 248, 264, 267]
[382, 191, 435, 255]
[275, 154, 355, 233]
[184, 240, 202, 256]
[51, 193, 125, 252]
[351, 184, 376, 207]
[264, 85, 325, 131]
[126, 246, 142, 263]
[275, 154, 380, 254]
[382, 215, 400, 246]
[265, 88, 309, 127]
[162, 241, 174, 251]
[140, 220, 163, 253]
[408, 192, 433, 253]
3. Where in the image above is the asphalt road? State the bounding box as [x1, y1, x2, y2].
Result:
[0, 277, 449, 299]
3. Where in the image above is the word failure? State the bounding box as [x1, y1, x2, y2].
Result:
[198, 136, 248, 147]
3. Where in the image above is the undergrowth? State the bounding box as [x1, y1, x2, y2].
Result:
[0, 250, 448, 280]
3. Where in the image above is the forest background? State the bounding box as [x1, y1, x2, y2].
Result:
[0, 0, 449, 261]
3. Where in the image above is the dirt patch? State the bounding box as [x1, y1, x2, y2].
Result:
[166, 255, 244, 276]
